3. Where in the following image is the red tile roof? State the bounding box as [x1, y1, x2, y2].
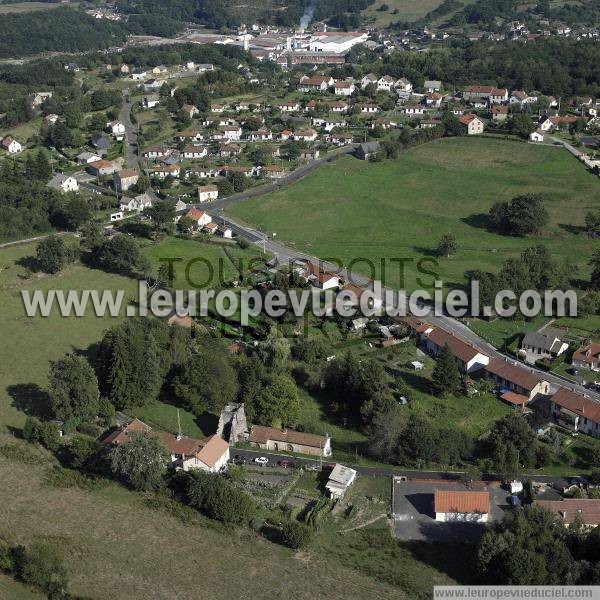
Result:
[552, 388, 600, 424]
[573, 343, 600, 366]
[537, 499, 600, 525]
[485, 358, 544, 392]
[248, 425, 328, 449]
[426, 327, 484, 363]
[501, 391, 529, 406]
[434, 490, 490, 514]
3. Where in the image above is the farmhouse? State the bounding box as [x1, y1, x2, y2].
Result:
[325, 464, 357, 500]
[248, 425, 332, 457]
[274, 101, 300, 112]
[181, 145, 208, 159]
[151, 164, 180, 179]
[120, 192, 153, 213]
[197, 184, 219, 203]
[1, 135, 22, 154]
[572, 343, 600, 371]
[185, 208, 212, 228]
[459, 114, 485, 135]
[395, 77, 412, 93]
[463, 85, 508, 103]
[484, 358, 550, 402]
[293, 128, 318, 142]
[550, 388, 600, 437]
[298, 75, 333, 92]
[376, 75, 395, 92]
[403, 105, 426, 116]
[113, 169, 139, 193]
[434, 490, 490, 523]
[536, 499, 600, 527]
[262, 165, 286, 179]
[101, 418, 230, 473]
[356, 103, 380, 114]
[490, 105, 509, 122]
[47, 173, 79, 193]
[420, 327, 489, 374]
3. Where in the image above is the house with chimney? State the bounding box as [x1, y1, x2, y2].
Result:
[536, 499, 600, 528]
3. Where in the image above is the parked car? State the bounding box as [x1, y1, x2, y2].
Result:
[254, 456, 269, 465]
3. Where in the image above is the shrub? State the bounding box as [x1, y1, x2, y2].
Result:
[15, 541, 69, 598]
[281, 520, 313, 550]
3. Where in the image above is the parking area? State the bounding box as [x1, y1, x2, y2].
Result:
[392, 479, 510, 542]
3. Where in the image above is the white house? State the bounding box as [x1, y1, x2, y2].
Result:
[334, 80, 355, 96]
[1, 136, 22, 154]
[185, 208, 212, 229]
[529, 130, 544, 142]
[197, 185, 219, 203]
[421, 326, 490, 374]
[377, 75, 395, 92]
[434, 490, 490, 523]
[395, 77, 413, 93]
[108, 121, 126, 140]
[120, 192, 153, 213]
[248, 425, 332, 457]
[326, 464, 357, 500]
[47, 173, 79, 193]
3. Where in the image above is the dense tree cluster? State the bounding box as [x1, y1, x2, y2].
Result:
[489, 194, 548, 236]
[478, 505, 600, 584]
[0, 7, 127, 58]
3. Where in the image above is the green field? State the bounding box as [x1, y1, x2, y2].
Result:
[0, 240, 138, 431]
[229, 137, 599, 293]
[0, 2, 65, 14]
[362, 0, 443, 26]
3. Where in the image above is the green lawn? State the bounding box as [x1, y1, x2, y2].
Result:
[229, 136, 600, 328]
[140, 237, 262, 291]
[0, 241, 139, 431]
[362, 0, 444, 26]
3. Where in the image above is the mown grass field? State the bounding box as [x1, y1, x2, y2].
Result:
[229, 137, 600, 332]
[0, 441, 434, 600]
[0, 2, 65, 14]
[362, 0, 443, 26]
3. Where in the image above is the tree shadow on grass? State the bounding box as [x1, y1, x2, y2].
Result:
[7, 383, 52, 420]
[15, 255, 39, 272]
[461, 213, 492, 231]
[558, 223, 587, 236]
[413, 246, 439, 258]
[399, 371, 433, 396]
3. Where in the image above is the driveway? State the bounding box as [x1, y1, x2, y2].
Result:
[392, 479, 509, 542]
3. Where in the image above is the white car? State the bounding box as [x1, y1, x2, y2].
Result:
[254, 456, 269, 465]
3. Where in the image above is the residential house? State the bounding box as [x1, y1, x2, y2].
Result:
[356, 103, 380, 114]
[181, 145, 207, 159]
[279, 129, 293, 141]
[510, 90, 537, 105]
[91, 133, 111, 152]
[329, 100, 349, 113]
[151, 164, 180, 179]
[536, 499, 600, 528]
[491, 106, 509, 122]
[28, 91, 52, 108]
[326, 464, 357, 500]
[303, 261, 340, 290]
[328, 132, 354, 146]
[298, 75, 333, 92]
[262, 165, 285, 179]
[434, 490, 490, 523]
[293, 128, 318, 142]
[47, 173, 79, 193]
[420, 326, 490, 374]
[87, 159, 117, 177]
[551, 388, 600, 437]
[463, 85, 508, 104]
[248, 425, 332, 457]
[175, 131, 204, 143]
[113, 169, 139, 193]
[459, 114, 485, 135]
[181, 104, 199, 118]
[572, 343, 600, 371]
[521, 329, 568, 361]
[395, 77, 412, 93]
[361, 73, 378, 89]
[185, 208, 212, 229]
[107, 121, 126, 140]
[101, 418, 230, 473]
[247, 129, 272, 141]
[142, 145, 169, 159]
[143, 95, 160, 108]
[426, 92, 443, 108]
[197, 184, 219, 203]
[143, 79, 160, 91]
[300, 148, 319, 161]
[212, 125, 242, 141]
[44, 114, 59, 125]
[1, 136, 21, 154]
[120, 192, 153, 213]
[420, 119, 441, 129]
[334, 80, 355, 96]
[210, 103, 225, 113]
[484, 358, 550, 402]
[377, 75, 395, 92]
[131, 69, 147, 80]
[424, 80, 442, 93]
[152, 65, 168, 75]
[203, 222, 218, 235]
[529, 130, 544, 142]
[76, 151, 102, 165]
[355, 141, 380, 160]
[218, 143, 241, 158]
[120, 64, 130, 75]
[274, 101, 300, 112]
[403, 104, 426, 116]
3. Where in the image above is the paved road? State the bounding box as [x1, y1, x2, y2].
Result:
[232, 447, 570, 486]
[120, 92, 139, 169]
